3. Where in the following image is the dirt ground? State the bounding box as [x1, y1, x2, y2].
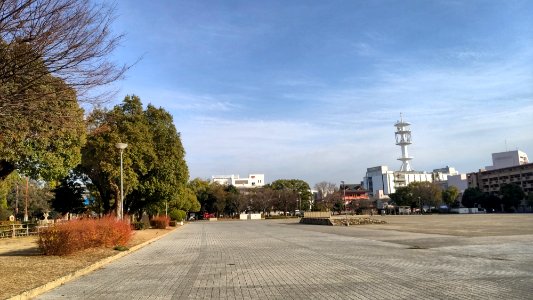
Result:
[371, 214, 533, 236]
[0, 227, 176, 300]
[302, 214, 533, 250]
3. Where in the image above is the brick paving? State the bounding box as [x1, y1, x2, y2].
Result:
[37, 219, 533, 299]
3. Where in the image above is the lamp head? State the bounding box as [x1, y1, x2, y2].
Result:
[115, 143, 128, 150]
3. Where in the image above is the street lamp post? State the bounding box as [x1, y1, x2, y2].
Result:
[341, 181, 348, 226]
[115, 143, 128, 220]
[297, 191, 302, 217]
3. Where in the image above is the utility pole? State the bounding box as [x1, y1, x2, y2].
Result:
[341, 181, 349, 226]
[15, 184, 19, 216]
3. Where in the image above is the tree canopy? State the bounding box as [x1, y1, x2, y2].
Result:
[388, 181, 443, 210]
[0, 67, 86, 181]
[81, 95, 190, 217]
[461, 187, 484, 208]
[500, 183, 524, 212]
[269, 179, 312, 211]
[388, 186, 415, 207]
[442, 186, 460, 206]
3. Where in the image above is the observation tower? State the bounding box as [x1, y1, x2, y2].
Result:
[394, 114, 413, 172]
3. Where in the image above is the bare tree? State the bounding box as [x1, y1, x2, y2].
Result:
[0, 0, 128, 109]
[314, 181, 337, 200]
[250, 188, 274, 215]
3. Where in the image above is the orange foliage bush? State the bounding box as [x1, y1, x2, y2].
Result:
[150, 216, 169, 229]
[38, 216, 132, 256]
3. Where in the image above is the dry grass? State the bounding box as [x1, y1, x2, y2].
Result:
[0, 228, 175, 300]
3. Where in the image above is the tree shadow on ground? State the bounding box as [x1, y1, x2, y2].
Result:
[0, 248, 41, 256]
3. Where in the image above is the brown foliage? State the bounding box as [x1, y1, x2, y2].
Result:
[150, 216, 169, 229]
[38, 216, 132, 256]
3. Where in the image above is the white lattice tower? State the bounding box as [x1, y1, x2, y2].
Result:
[394, 113, 413, 171]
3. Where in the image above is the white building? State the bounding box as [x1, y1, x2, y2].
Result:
[364, 166, 395, 198]
[446, 174, 468, 192]
[485, 150, 529, 170]
[432, 166, 459, 182]
[364, 167, 436, 198]
[211, 174, 265, 188]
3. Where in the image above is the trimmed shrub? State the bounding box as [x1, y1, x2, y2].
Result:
[132, 221, 148, 230]
[169, 209, 187, 222]
[150, 216, 169, 229]
[169, 220, 177, 227]
[37, 216, 132, 256]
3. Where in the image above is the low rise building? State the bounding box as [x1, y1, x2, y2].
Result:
[211, 174, 265, 188]
[340, 183, 371, 211]
[340, 183, 369, 202]
[364, 166, 460, 198]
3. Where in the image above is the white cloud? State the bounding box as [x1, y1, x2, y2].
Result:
[134, 89, 242, 112]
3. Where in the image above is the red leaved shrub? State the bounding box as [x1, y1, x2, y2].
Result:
[150, 216, 169, 229]
[38, 216, 132, 256]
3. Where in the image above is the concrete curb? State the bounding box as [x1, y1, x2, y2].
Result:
[7, 226, 181, 300]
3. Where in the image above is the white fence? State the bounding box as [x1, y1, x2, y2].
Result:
[239, 213, 262, 220]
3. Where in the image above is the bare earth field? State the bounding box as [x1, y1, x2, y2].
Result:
[373, 214, 533, 236]
[305, 214, 533, 250]
[0, 227, 175, 300]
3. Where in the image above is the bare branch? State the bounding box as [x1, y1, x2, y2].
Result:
[0, 0, 128, 106]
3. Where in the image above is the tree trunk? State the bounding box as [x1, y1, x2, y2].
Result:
[0, 160, 15, 181]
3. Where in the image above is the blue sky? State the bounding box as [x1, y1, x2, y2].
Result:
[108, 0, 533, 187]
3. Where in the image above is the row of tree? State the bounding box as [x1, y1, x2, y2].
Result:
[188, 179, 312, 217]
[388, 181, 532, 213]
[388, 182, 456, 209]
[461, 184, 532, 212]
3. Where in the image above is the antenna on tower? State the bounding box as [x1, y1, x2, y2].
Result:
[394, 114, 413, 172]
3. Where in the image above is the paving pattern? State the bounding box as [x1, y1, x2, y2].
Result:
[37, 219, 533, 299]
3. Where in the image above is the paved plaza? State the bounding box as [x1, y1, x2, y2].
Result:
[37, 216, 533, 299]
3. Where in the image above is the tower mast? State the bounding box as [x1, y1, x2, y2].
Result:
[394, 113, 413, 172]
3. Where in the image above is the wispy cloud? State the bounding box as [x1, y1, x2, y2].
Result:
[139, 89, 242, 112]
